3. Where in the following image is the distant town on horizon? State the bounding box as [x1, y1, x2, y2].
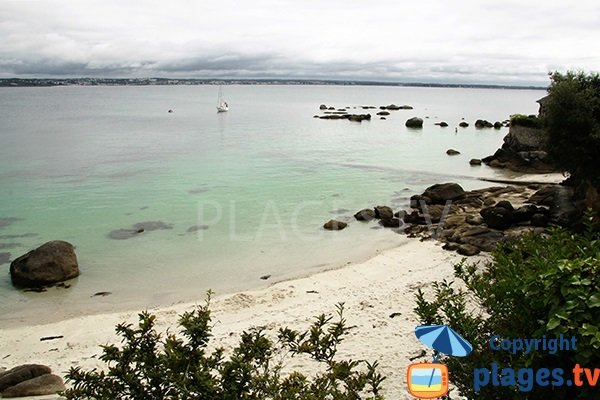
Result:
[0, 77, 547, 90]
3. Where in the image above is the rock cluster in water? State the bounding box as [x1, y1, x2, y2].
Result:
[315, 103, 414, 123]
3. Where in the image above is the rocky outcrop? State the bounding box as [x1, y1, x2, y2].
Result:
[528, 184, 580, 228]
[340, 180, 574, 256]
[323, 220, 348, 230]
[459, 121, 469, 127]
[482, 123, 556, 173]
[405, 117, 423, 128]
[0, 365, 65, 398]
[9, 241, 79, 288]
[397, 183, 556, 255]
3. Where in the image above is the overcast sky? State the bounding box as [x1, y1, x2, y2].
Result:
[1, 0, 599, 85]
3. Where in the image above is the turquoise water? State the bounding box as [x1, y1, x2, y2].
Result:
[0, 85, 545, 325]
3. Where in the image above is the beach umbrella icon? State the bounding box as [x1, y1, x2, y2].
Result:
[414, 324, 473, 390]
[415, 324, 473, 358]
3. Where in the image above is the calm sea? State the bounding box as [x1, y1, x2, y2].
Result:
[0, 84, 545, 325]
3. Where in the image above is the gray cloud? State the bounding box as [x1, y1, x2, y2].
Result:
[1, 0, 599, 85]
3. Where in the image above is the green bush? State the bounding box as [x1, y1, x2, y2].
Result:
[545, 71, 600, 188]
[510, 114, 544, 128]
[414, 219, 600, 399]
[63, 295, 385, 400]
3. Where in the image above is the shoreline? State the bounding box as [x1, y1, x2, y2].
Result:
[0, 238, 478, 399]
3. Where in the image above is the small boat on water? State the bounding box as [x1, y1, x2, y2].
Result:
[216, 86, 229, 113]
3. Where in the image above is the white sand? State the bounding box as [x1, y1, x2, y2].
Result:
[0, 238, 482, 399]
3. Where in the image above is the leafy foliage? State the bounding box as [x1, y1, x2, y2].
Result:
[63, 294, 385, 400]
[510, 114, 543, 128]
[545, 71, 600, 187]
[415, 219, 600, 399]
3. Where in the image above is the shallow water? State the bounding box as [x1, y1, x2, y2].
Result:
[0, 84, 545, 325]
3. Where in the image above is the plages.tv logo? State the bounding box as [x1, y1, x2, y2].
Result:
[407, 324, 473, 399]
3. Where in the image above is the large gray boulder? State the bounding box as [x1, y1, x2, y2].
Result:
[9, 241, 79, 288]
[421, 183, 466, 204]
[480, 207, 514, 230]
[0, 364, 52, 391]
[2, 374, 65, 398]
[405, 117, 423, 128]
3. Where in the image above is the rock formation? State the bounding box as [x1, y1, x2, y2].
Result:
[482, 115, 556, 173]
[0, 365, 65, 398]
[9, 241, 79, 288]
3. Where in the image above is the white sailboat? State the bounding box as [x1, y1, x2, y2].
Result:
[216, 86, 229, 112]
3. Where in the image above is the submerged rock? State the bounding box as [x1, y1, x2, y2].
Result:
[10, 241, 79, 288]
[0, 252, 10, 265]
[446, 149, 461, 155]
[0, 217, 21, 228]
[187, 225, 209, 233]
[110, 221, 173, 239]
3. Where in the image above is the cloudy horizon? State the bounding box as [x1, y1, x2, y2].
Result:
[1, 0, 599, 86]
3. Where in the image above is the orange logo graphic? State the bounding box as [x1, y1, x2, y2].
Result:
[406, 362, 449, 399]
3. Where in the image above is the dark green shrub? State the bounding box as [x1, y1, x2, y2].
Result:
[545, 71, 600, 188]
[415, 220, 600, 399]
[510, 114, 544, 128]
[63, 295, 385, 400]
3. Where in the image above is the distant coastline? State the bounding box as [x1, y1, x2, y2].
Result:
[0, 77, 546, 90]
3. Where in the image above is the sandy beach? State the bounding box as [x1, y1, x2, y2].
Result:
[0, 237, 481, 399]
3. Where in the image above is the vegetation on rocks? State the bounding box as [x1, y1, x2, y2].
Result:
[510, 114, 543, 128]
